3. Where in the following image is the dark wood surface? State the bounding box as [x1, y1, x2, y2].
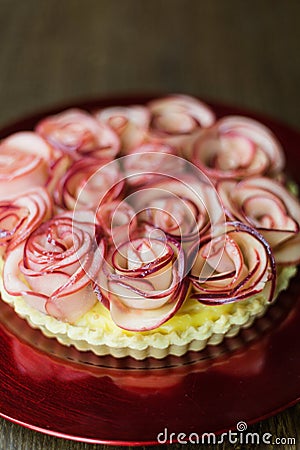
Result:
[0, 1, 299, 449]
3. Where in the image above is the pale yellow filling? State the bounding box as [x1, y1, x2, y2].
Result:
[75, 265, 296, 336]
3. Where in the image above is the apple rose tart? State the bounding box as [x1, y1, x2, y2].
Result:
[0, 95, 298, 359]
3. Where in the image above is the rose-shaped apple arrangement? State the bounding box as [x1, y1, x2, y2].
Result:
[0, 188, 52, 255]
[217, 177, 300, 265]
[189, 222, 276, 305]
[71, 153, 224, 330]
[36, 108, 120, 160]
[126, 173, 223, 243]
[148, 94, 216, 136]
[0, 95, 299, 339]
[192, 116, 285, 181]
[4, 213, 105, 322]
[94, 105, 150, 152]
[0, 132, 54, 198]
[96, 233, 187, 331]
[54, 157, 124, 211]
[96, 94, 216, 153]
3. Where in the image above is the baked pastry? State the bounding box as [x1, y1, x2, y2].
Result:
[0, 95, 299, 360]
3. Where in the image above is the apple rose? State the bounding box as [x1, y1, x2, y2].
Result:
[0, 132, 53, 199]
[36, 108, 120, 160]
[46, 154, 72, 195]
[54, 157, 124, 211]
[148, 94, 215, 136]
[94, 105, 150, 152]
[3, 213, 105, 322]
[217, 177, 300, 265]
[189, 222, 276, 305]
[129, 175, 224, 244]
[0, 188, 52, 255]
[192, 116, 285, 181]
[96, 200, 137, 245]
[96, 235, 186, 331]
[123, 144, 182, 187]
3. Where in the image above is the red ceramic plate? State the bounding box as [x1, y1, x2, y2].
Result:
[0, 97, 299, 445]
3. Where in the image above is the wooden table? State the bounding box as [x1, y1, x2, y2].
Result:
[0, 1, 299, 448]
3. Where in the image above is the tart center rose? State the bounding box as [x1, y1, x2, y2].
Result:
[95, 235, 187, 331]
[3, 213, 105, 323]
[123, 145, 180, 187]
[129, 174, 224, 244]
[189, 222, 276, 305]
